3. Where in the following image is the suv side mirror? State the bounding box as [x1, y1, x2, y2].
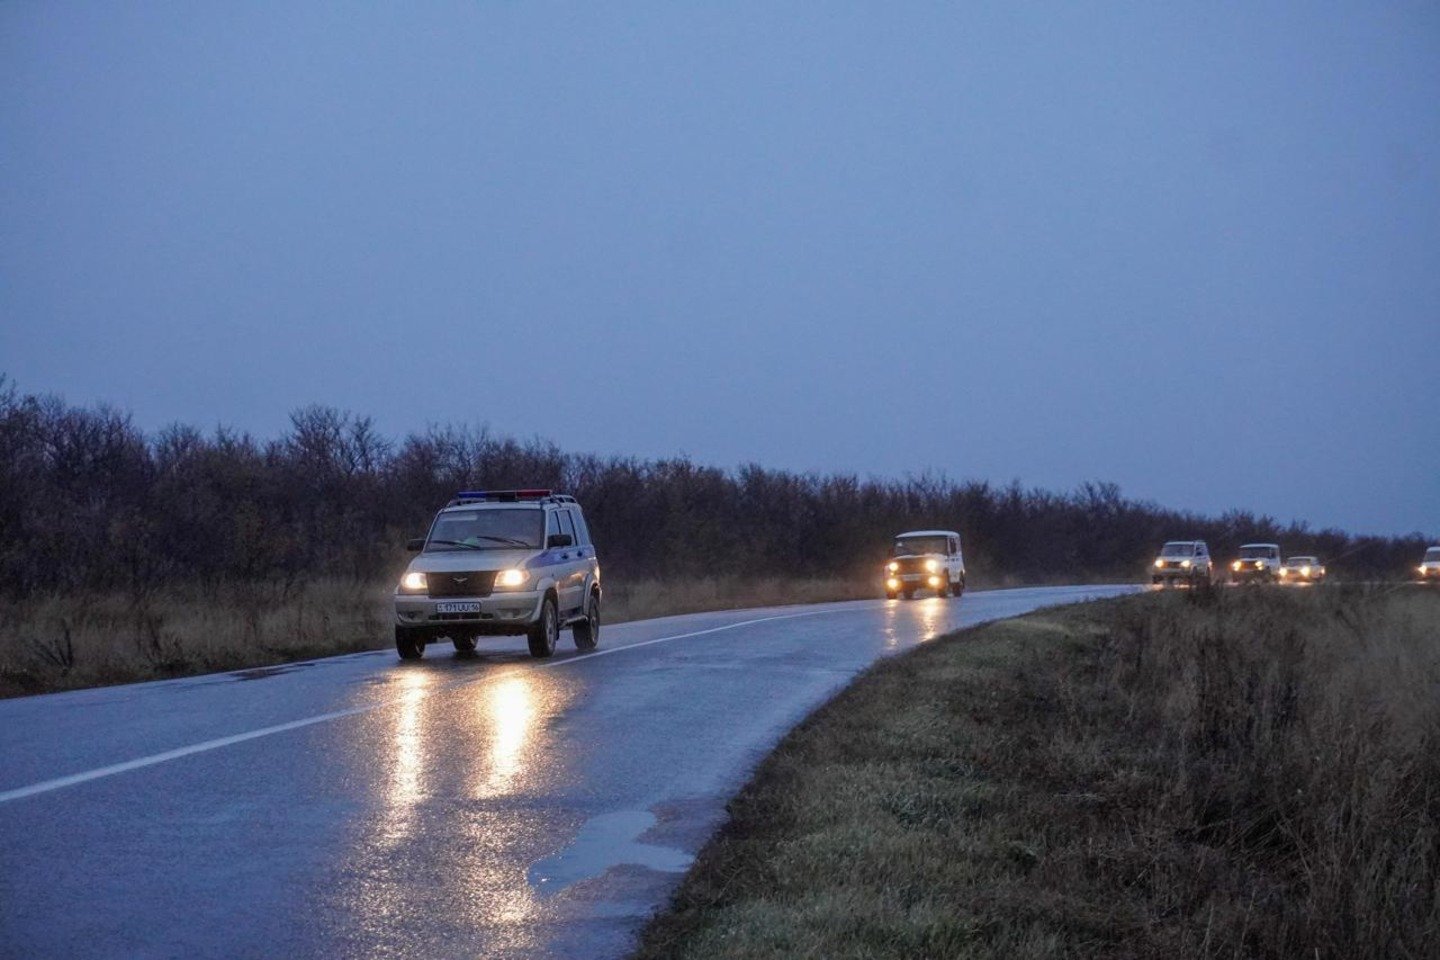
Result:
[547, 533, 574, 549]
[406, 538, 425, 552]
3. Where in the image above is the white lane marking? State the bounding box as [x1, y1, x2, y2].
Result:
[0, 606, 872, 804]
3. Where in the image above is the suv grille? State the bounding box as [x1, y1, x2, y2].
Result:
[894, 557, 932, 575]
[427, 571, 497, 598]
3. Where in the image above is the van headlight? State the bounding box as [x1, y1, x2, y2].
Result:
[887, 562, 899, 573]
[924, 559, 939, 573]
[399, 571, 427, 593]
[495, 568, 530, 589]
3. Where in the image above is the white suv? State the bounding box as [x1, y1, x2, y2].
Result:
[1419, 546, 1440, 583]
[1151, 540, 1214, 586]
[1230, 543, 1281, 584]
[393, 490, 601, 660]
[884, 530, 966, 599]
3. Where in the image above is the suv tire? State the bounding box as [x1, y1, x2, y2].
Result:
[396, 626, 425, 661]
[572, 591, 600, 651]
[527, 596, 559, 659]
[452, 636, 477, 655]
[951, 575, 965, 598]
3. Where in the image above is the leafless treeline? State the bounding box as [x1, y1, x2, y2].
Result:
[0, 378, 1427, 597]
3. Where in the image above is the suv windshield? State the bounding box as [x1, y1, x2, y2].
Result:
[1239, 545, 1276, 559]
[1160, 543, 1194, 557]
[894, 536, 948, 556]
[426, 508, 544, 551]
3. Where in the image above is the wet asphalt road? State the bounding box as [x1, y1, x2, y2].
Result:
[0, 585, 1135, 960]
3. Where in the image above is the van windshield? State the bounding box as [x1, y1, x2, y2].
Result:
[1160, 543, 1194, 558]
[894, 537, 949, 556]
[426, 508, 544, 551]
[1426, 548, 1440, 562]
[1239, 546, 1276, 559]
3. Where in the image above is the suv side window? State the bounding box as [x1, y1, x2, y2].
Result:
[570, 508, 591, 546]
[556, 508, 576, 543]
[948, 536, 957, 555]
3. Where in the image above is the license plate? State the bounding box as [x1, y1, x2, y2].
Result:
[436, 601, 481, 614]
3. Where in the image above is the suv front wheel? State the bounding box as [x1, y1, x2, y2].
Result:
[396, 626, 426, 661]
[527, 596, 559, 659]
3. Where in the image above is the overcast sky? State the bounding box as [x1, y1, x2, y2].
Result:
[2, 2, 1437, 536]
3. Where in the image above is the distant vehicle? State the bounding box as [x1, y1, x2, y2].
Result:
[1151, 540, 1214, 586]
[885, 530, 965, 600]
[393, 490, 601, 660]
[1417, 546, 1440, 583]
[1230, 543, 1281, 584]
[1279, 556, 1326, 584]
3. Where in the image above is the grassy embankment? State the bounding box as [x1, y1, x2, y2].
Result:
[635, 585, 1440, 959]
[0, 575, 881, 697]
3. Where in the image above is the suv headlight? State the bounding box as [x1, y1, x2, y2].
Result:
[887, 561, 899, 573]
[399, 571, 427, 593]
[495, 568, 530, 589]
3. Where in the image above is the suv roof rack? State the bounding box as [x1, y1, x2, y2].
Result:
[447, 489, 578, 507]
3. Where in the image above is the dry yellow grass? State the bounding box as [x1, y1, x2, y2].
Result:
[0, 575, 876, 696]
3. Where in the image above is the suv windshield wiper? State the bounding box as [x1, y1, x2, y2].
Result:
[426, 536, 534, 549]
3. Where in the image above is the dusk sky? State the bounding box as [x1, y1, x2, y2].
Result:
[2, 2, 1437, 536]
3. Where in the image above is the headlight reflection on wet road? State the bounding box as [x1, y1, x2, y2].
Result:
[381, 668, 432, 847]
[473, 674, 538, 799]
[880, 595, 960, 647]
[329, 663, 580, 958]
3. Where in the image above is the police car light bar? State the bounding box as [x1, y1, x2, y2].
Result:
[453, 489, 552, 502]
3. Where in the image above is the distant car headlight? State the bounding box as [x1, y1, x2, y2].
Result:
[925, 559, 939, 573]
[399, 571, 427, 593]
[928, 576, 941, 587]
[887, 562, 899, 573]
[1232, 561, 1242, 571]
[1180, 560, 1192, 569]
[495, 568, 529, 589]
[886, 577, 900, 590]
[1154, 559, 1164, 568]
[1301, 566, 1311, 576]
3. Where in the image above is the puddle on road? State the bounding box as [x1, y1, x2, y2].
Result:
[527, 810, 693, 896]
[229, 662, 316, 682]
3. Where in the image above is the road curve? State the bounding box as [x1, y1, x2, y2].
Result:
[0, 585, 1135, 959]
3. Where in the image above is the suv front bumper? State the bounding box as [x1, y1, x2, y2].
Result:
[394, 591, 544, 636]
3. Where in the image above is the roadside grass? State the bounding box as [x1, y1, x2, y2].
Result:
[633, 585, 1440, 960]
[0, 575, 876, 697]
